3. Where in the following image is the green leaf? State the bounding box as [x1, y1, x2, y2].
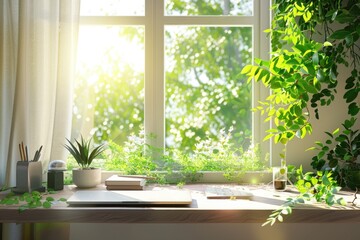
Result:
[263, 133, 274, 141]
[306, 146, 317, 151]
[344, 89, 358, 103]
[303, 82, 318, 94]
[43, 201, 52, 209]
[330, 10, 338, 21]
[303, 10, 312, 23]
[294, 2, 305, 11]
[323, 41, 332, 47]
[325, 140, 332, 145]
[312, 52, 319, 65]
[343, 119, 354, 129]
[329, 30, 351, 40]
[262, 221, 271, 227]
[280, 137, 288, 145]
[283, 206, 292, 215]
[322, 174, 330, 185]
[335, 13, 356, 23]
[297, 198, 305, 204]
[345, 34, 354, 46]
[348, 102, 359, 116]
[277, 126, 286, 132]
[46, 197, 55, 202]
[337, 198, 346, 206]
[241, 65, 253, 74]
[316, 69, 325, 82]
[311, 178, 318, 185]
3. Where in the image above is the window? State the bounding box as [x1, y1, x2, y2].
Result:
[73, 0, 271, 175]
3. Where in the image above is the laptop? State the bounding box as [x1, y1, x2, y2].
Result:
[67, 190, 193, 207]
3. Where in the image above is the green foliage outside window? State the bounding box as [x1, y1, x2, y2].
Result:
[65, 129, 268, 184]
[73, 0, 257, 170]
[165, 25, 252, 152]
[103, 128, 268, 183]
[73, 26, 145, 144]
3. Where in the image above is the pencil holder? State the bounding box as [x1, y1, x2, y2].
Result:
[13, 161, 46, 193]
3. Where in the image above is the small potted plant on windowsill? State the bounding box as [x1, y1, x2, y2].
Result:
[65, 136, 106, 188]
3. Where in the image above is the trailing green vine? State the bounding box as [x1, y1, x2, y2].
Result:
[263, 166, 346, 226]
[240, 0, 359, 226]
[0, 190, 66, 212]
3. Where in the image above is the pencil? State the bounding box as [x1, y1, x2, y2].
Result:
[21, 142, 26, 161]
[25, 146, 29, 162]
[19, 144, 24, 161]
[33, 150, 38, 162]
[36, 145, 43, 162]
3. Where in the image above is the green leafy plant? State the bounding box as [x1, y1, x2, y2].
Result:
[65, 135, 106, 169]
[0, 191, 66, 212]
[311, 117, 360, 189]
[103, 131, 159, 177]
[263, 166, 346, 226]
[240, 0, 359, 225]
[241, 0, 359, 145]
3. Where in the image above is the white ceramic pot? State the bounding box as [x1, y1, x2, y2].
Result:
[72, 168, 101, 188]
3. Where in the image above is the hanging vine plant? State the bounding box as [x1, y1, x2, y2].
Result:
[241, 0, 360, 225]
[241, 0, 359, 144]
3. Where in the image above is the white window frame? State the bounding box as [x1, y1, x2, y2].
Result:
[79, 0, 272, 166]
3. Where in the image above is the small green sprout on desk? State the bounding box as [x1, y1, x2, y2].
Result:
[0, 190, 66, 212]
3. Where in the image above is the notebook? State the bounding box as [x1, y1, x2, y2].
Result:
[205, 186, 253, 199]
[67, 190, 192, 206]
[105, 175, 146, 186]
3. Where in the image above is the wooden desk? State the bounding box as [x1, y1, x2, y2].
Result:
[0, 184, 359, 224]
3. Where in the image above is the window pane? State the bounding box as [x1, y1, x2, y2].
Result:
[165, 26, 253, 153]
[80, 0, 145, 16]
[165, 0, 253, 16]
[74, 26, 144, 144]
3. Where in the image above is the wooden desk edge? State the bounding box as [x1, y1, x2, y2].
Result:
[1, 184, 359, 224]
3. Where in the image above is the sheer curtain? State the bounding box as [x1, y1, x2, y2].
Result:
[1, 0, 80, 239]
[0, 0, 80, 188]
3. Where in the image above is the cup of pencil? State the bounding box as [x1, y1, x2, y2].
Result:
[18, 142, 43, 162]
[13, 143, 46, 193]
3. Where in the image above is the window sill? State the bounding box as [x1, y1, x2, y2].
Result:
[0, 184, 359, 224]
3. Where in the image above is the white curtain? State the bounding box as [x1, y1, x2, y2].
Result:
[1, 0, 80, 239]
[0, 0, 80, 187]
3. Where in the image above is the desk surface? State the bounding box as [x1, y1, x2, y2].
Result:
[0, 184, 359, 223]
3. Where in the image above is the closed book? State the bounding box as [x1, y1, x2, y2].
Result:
[106, 185, 144, 190]
[105, 175, 146, 186]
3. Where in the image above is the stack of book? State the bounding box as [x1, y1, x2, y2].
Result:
[105, 175, 146, 190]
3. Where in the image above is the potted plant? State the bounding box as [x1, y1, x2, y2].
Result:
[311, 117, 360, 190]
[65, 136, 106, 188]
